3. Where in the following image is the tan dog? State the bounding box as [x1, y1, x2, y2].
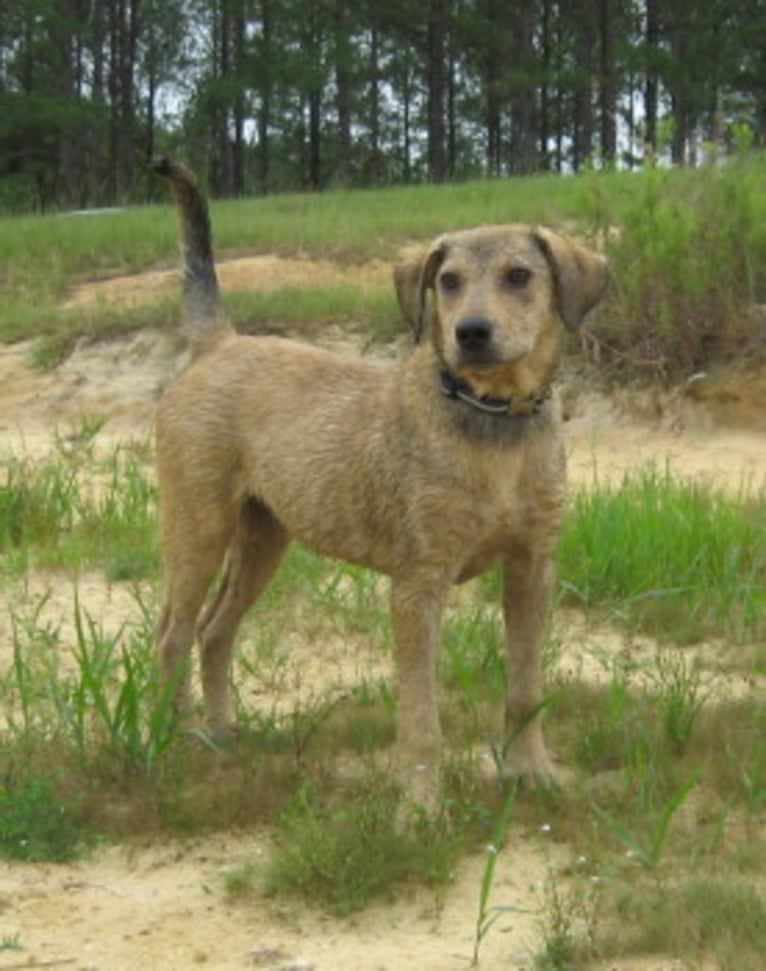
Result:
[152, 159, 608, 808]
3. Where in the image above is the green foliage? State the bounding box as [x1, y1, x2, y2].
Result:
[595, 777, 697, 870]
[265, 778, 460, 915]
[0, 443, 157, 577]
[7, 592, 179, 778]
[472, 784, 524, 967]
[585, 152, 766, 379]
[611, 879, 766, 971]
[0, 774, 86, 862]
[558, 466, 766, 644]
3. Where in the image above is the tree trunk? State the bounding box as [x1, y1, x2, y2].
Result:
[427, 0, 447, 182]
[599, 0, 617, 164]
[485, 0, 501, 176]
[256, 0, 272, 194]
[644, 0, 659, 155]
[217, 0, 234, 196]
[309, 89, 321, 188]
[509, 0, 538, 174]
[669, 14, 689, 164]
[402, 48, 412, 182]
[334, 0, 352, 184]
[539, 0, 552, 169]
[447, 21, 457, 177]
[573, 0, 595, 171]
[232, 0, 246, 195]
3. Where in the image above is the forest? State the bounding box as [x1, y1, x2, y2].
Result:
[1, 1, 766, 210]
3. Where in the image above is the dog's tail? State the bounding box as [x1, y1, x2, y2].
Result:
[151, 157, 233, 355]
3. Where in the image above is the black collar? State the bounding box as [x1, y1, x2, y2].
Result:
[440, 369, 551, 417]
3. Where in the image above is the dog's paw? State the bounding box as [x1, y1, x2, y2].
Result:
[187, 721, 242, 753]
[501, 743, 568, 790]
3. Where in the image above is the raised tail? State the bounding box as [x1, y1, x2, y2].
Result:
[151, 157, 233, 354]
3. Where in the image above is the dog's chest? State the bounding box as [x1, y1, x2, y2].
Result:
[433, 438, 565, 578]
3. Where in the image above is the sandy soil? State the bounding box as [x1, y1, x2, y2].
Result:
[1, 257, 764, 970]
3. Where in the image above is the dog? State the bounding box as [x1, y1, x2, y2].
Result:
[151, 158, 608, 809]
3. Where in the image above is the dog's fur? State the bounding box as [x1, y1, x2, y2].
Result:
[152, 159, 608, 806]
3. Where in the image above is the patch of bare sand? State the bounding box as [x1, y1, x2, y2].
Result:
[64, 254, 393, 309]
[1, 831, 565, 971]
[565, 387, 766, 492]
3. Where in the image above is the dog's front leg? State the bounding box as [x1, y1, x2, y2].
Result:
[390, 572, 449, 812]
[501, 548, 560, 786]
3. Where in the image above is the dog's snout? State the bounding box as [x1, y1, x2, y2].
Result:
[455, 317, 492, 350]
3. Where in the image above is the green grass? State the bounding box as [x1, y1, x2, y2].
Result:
[607, 878, 766, 971]
[263, 776, 462, 916]
[0, 167, 595, 351]
[0, 434, 763, 960]
[0, 773, 86, 862]
[0, 443, 157, 579]
[5, 153, 766, 380]
[558, 465, 766, 644]
[0, 171, 594, 302]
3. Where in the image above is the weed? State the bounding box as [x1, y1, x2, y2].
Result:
[6, 592, 179, 779]
[533, 873, 601, 971]
[265, 776, 460, 915]
[222, 862, 260, 900]
[585, 151, 766, 380]
[471, 783, 525, 967]
[609, 878, 766, 971]
[647, 647, 709, 755]
[0, 774, 86, 862]
[559, 466, 766, 644]
[595, 776, 697, 871]
[0, 934, 21, 950]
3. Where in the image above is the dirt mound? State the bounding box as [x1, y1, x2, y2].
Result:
[64, 254, 393, 309]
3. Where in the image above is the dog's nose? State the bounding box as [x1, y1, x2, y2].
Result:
[456, 317, 492, 350]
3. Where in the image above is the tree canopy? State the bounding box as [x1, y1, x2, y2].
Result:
[1, 0, 765, 210]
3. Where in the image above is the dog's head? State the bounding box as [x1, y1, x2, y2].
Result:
[394, 226, 608, 400]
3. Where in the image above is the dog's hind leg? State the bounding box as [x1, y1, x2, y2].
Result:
[157, 505, 234, 720]
[197, 499, 289, 734]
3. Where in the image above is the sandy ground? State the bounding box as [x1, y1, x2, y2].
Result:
[1, 257, 764, 970]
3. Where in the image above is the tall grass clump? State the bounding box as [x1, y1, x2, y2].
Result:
[0, 444, 157, 577]
[5, 593, 178, 779]
[558, 466, 766, 643]
[264, 777, 461, 915]
[608, 878, 766, 971]
[585, 147, 766, 380]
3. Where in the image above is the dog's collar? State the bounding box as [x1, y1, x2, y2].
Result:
[439, 369, 551, 417]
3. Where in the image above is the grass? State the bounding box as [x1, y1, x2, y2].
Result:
[6, 152, 766, 380]
[0, 444, 763, 959]
[0, 773, 86, 862]
[263, 776, 461, 916]
[558, 465, 766, 645]
[0, 170, 588, 350]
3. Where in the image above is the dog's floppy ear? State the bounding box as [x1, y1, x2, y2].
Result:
[393, 241, 447, 343]
[533, 227, 609, 330]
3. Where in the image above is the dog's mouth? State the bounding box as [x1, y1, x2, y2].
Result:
[456, 346, 499, 369]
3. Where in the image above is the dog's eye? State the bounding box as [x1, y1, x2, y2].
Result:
[439, 271, 461, 293]
[504, 267, 532, 288]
